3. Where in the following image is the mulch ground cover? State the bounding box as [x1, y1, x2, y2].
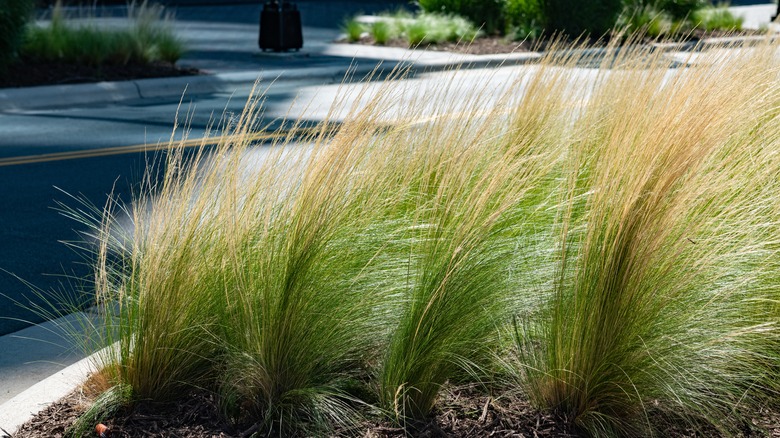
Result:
[11, 385, 578, 438]
[339, 28, 767, 56]
[0, 57, 199, 88]
[339, 35, 532, 55]
[11, 381, 780, 437]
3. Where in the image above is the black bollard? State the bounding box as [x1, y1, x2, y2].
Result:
[259, 0, 303, 52]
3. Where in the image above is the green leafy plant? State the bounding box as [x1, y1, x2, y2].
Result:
[371, 20, 393, 44]
[0, 0, 34, 71]
[505, 0, 546, 39]
[343, 17, 365, 42]
[692, 5, 743, 31]
[617, 4, 673, 37]
[657, 0, 707, 20]
[544, 0, 623, 36]
[418, 0, 504, 34]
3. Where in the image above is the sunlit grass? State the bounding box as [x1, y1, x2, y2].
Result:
[57, 35, 780, 437]
[513, 42, 780, 436]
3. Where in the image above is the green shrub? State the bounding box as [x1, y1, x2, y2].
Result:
[617, 4, 673, 37]
[418, 0, 504, 34]
[0, 0, 34, 71]
[369, 12, 479, 46]
[657, 0, 706, 19]
[504, 0, 545, 39]
[544, 0, 623, 37]
[22, 1, 183, 66]
[692, 5, 743, 31]
[343, 17, 365, 42]
[371, 20, 392, 44]
[406, 20, 428, 45]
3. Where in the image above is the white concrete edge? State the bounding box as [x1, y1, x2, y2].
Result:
[0, 348, 102, 436]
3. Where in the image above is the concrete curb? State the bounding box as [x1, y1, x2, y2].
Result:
[0, 351, 97, 436]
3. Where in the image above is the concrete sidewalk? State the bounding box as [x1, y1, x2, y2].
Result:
[0, 2, 777, 435]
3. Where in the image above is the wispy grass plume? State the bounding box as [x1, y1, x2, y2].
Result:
[514, 42, 780, 436]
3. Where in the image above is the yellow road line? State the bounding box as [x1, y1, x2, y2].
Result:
[0, 129, 315, 167]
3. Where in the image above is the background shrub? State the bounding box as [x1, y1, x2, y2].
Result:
[692, 5, 743, 31]
[0, 0, 34, 71]
[418, 0, 504, 34]
[404, 12, 479, 45]
[22, 1, 183, 66]
[371, 20, 392, 44]
[343, 17, 366, 42]
[657, 0, 707, 19]
[504, 0, 545, 39]
[544, 0, 624, 37]
[617, 4, 673, 37]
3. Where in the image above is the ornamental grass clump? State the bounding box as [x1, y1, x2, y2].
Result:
[376, 52, 585, 425]
[23, 0, 183, 66]
[214, 94, 418, 434]
[513, 42, 780, 436]
[69, 35, 780, 437]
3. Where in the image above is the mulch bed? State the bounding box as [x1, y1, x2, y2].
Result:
[339, 28, 767, 56]
[340, 36, 532, 55]
[0, 57, 200, 89]
[10, 385, 577, 438]
[12, 389, 238, 438]
[12, 381, 780, 438]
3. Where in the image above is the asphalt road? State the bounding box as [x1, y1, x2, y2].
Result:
[0, 0, 415, 336]
[3, 0, 774, 335]
[0, 61, 544, 336]
[0, 80, 306, 336]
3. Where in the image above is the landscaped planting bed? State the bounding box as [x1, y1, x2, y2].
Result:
[0, 2, 195, 88]
[15, 38, 780, 437]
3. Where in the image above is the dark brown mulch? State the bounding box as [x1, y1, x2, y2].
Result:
[364, 385, 579, 438]
[11, 386, 577, 438]
[341, 36, 532, 55]
[0, 57, 200, 89]
[12, 389, 238, 438]
[340, 28, 767, 56]
[9, 383, 578, 438]
[9, 390, 89, 438]
[11, 381, 780, 438]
